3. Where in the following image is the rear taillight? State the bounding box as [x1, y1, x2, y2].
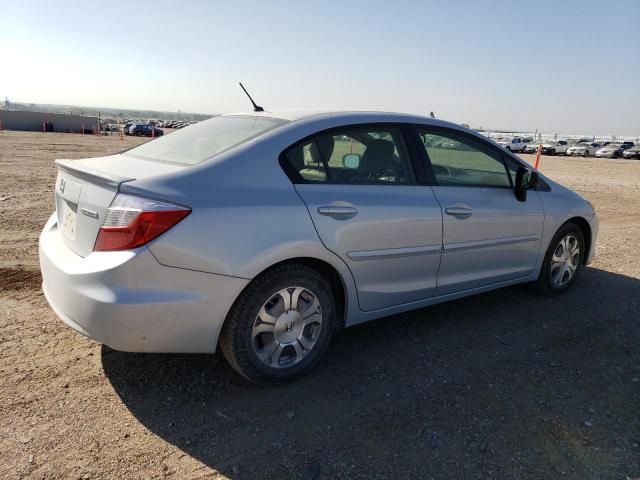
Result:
[94, 193, 190, 252]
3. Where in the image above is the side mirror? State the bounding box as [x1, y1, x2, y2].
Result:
[342, 153, 361, 169]
[514, 166, 539, 202]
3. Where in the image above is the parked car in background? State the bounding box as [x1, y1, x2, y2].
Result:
[39, 110, 598, 384]
[622, 146, 640, 159]
[541, 140, 570, 155]
[524, 140, 544, 153]
[596, 143, 626, 158]
[566, 142, 603, 157]
[129, 124, 164, 137]
[496, 136, 527, 152]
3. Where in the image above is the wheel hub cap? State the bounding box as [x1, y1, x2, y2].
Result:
[550, 234, 580, 287]
[274, 310, 303, 344]
[251, 287, 323, 368]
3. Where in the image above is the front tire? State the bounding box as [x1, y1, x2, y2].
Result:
[533, 222, 585, 296]
[219, 263, 336, 385]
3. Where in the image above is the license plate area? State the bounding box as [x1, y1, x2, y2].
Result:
[55, 173, 82, 242]
[60, 200, 78, 240]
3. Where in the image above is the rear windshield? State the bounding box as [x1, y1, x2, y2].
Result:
[124, 115, 287, 165]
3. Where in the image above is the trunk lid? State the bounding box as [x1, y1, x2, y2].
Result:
[54, 154, 184, 257]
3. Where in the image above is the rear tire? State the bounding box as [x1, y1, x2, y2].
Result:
[219, 262, 336, 385]
[532, 222, 585, 296]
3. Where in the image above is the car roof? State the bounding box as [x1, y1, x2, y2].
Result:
[221, 109, 463, 129]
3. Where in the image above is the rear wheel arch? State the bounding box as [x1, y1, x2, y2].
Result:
[286, 257, 347, 330]
[224, 257, 348, 336]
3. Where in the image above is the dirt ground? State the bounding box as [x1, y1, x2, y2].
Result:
[0, 130, 638, 480]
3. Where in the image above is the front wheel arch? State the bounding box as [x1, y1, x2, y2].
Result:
[533, 221, 586, 295]
[565, 216, 592, 265]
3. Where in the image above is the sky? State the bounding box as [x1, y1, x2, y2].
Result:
[1, 0, 639, 135]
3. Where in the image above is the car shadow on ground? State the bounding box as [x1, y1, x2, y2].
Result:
[102, 267, 640, 479]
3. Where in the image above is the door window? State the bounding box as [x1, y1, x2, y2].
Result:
[417, 128, 511, 187]
[283, 127, 416, 185]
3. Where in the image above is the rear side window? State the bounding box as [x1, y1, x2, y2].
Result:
[417, 128, 511, 187]
[283, 127, 416, 185]
[125, 115, 286, 165]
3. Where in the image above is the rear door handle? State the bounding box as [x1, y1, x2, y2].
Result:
[318, 205, 358, 218]
[445, 204, 473, 218]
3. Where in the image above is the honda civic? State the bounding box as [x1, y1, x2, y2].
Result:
[40, 110, 598, 384]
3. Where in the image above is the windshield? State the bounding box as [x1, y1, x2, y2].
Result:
[124, 115, 287, 165]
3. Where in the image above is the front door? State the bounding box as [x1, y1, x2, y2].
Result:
[282, 125, 443, 311]
[415, 126, 545, 296]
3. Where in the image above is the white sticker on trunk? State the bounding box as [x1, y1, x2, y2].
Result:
[60, 201, 78, 240]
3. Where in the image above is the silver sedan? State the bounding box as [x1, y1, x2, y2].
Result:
[566, 142, 603, 157]
[39, 111, 598, 384]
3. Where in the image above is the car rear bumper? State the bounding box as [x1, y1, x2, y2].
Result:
[39, 214, 249, 353]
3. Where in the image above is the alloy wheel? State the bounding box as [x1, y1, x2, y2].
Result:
[251, 287, 323, 368]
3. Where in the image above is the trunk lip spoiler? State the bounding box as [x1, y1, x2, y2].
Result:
[55, 159, 134, 187]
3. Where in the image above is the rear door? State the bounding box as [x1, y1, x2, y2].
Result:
[414, 126, 544, 296]
[282, 124, 443, 312]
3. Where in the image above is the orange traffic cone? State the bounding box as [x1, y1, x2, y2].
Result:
[534, 144, 542, 169]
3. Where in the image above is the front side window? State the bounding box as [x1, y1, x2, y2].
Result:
[283, 127, 416, 185]
[417, 128, 511, 187]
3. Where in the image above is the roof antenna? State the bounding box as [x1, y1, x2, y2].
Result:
[239, 82, 264, 112]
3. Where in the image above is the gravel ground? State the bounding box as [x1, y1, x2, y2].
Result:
[0, 130, 638, 480]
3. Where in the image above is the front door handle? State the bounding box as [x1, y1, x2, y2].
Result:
[318, 205, 358, 218]
[445, 204, 473, 218]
